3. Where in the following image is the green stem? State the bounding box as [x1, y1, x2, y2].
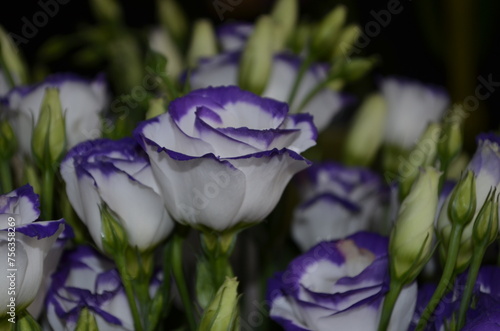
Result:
[456, 244, 487, 329]
[171, 234, 197, 331]
[377, 280, 403, 331]
[41, 169, 54, 220]
[0, 159, 13, 193]
[287, 55, 314, 107]
[116, 255, 144, 331]
[416, 224, 464, 331]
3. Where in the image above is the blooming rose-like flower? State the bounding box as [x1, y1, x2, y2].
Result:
[189, 52, 352, 132]
[0, 185, 65, 317]
[292, 162, 385, 251]
[134, 86, 316, 232]
[60, 138, 175, 252]
[267, 232, 417, 331]
[46, 246, 134, 330]
[3, 73, 109, 157]
[380, 77, 449, 149]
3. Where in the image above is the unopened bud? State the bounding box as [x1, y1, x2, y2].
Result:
[312, 5, 347, 59]
[448, 170, 476, 227]
[331, 24, 361, 60]
[199, 277, 240, 331]
[0, 25, 28, 85]
[89, 0, 123, 24]
[473, 189, 499, 244]
[187, 19, 218, 67]
[157, 0, 188, 46]
[271, 0, 298, 45]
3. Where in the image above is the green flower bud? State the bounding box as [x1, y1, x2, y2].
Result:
[157, 0, 188, 46]
[311, 5, 347, 59]
[146, 98, 167, 119]
[16, 311, 42, 331]
[75, 307, 98, 331]
[199, 277, 240, 331]
[238, 16, 273, 95]
[438, 118, 462, 169]
[271, 0, 298, 44]
[343, 93, 386, 167]
[187, 19, 218, 68]
[0, 120, 16, 160]
[390, 167, 441, 280]
[289, 23, 311, 54]
[448, 170, 476, 227]
[0, 25, 28, 85]
[32, 88, 66, 168]
[89, 0, 123, 24]
[101, 204, 128, 256]
[332, 57, 378, 83]
[473, 189, 499, 245]
[331, 24, 361, 59]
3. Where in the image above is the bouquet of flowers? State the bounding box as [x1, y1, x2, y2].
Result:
[0, 0, 498, 330]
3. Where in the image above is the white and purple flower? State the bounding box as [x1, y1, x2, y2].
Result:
[3, 73, 109, 157]
[134, 86, 316, 232]
[380, 77, 449, 149]
[60, 137, 175, 252]
[292, 162, 386, 251]
[216, 22, 254, 52]
[267, 232, 417, 331]
[46, 245, 134, 330]
[189, 52, 352, 132]
[0, 185, 65, 317]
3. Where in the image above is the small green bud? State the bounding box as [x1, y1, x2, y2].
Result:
[157, 0, 188, 46]
[89, 0, 123, 24]
[16, 311, 42, 331]
[0, 120, 16, 159]
[271, 0, 298, 45]
[289, 23, 311, 54]
[331, 24, 361, 60]
[448, 170, 476, 227]
[199, 277, 240, 331]
[473, 189, 499, 245]
[187, 19, 218, 67]
[238, 16, 273, 95]
[75, 307, 98, 331]
[100, 204, 128, 256]
[390, 167, 441, 280]
[146, 98, 167, 119]
[336, 57, 378, 82]
[0, 25, 28, 85]
[343, 93, 386, 167]
[32, 88, 66, 167]
[438, 119, 462, 168]
[311, 5, 347, 59]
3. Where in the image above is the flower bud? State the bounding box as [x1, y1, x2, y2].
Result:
[438, 119, 462, 167]
[157, 0, 188, 46]
[473, 189, 499, 245]
[187, 19, 218, 67]
[390, 167, 441, 280]
[199, 277, 240, 331]
[75, 307, 99, 331]
[0, 25, 28, 85]
[271, 0, 298, 45]
[289, 23, 311, 54]
[331, 24, 361, 60]
[89, 0, 123, 24]
[32, 88, 66, 167]
[146, 98, 167, 119]
[0, 120, 16, 160]
[238, 16, 273, 95]
[343, 93, 386, 166]
[100, 204, 128, 256]
[332, 57, 377, 83]
[448, 170, 476, 227]
[312, 5, 347, 59]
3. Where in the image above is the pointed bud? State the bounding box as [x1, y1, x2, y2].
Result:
[343, 93, 387, 166]
[238, 16, 273, 95]
[32, 88, 66, 167]
[0, 25, 28, 85]
[311, 5, 347, 59]
[199, 277, 240, 331]
[157, 0, 188, 46]
[473, 189, 499, 245]
[146, 98, 167, 119]
[336, 57, 378, 82]
[438, 119, 462, 168]
[289, 23, 311, 54]
[187, 19, 218, 67]
[332, 24, 361, 59]
[101, 204, 128, 256]
[271, 0, 298, 44]
[448, 170, 476, 227]
[16, 312, 42, 331]
[390, 167, 441, 280]
[75, 307, 98, 331]
[0, 120, 16, 160]
[89, 0, 123, 24]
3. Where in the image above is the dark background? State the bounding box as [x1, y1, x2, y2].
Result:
[2, 0, 500, 137]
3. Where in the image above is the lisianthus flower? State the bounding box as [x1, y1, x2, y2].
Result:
[0, 185, 65, 317]
[3, 73, 109, 157]
[267, 232, 417, 331]
[292, 162, 385, 251]
[216, 22, 254, 52]
[134, 86, 316, 232]
[60, 137, 175, 252]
